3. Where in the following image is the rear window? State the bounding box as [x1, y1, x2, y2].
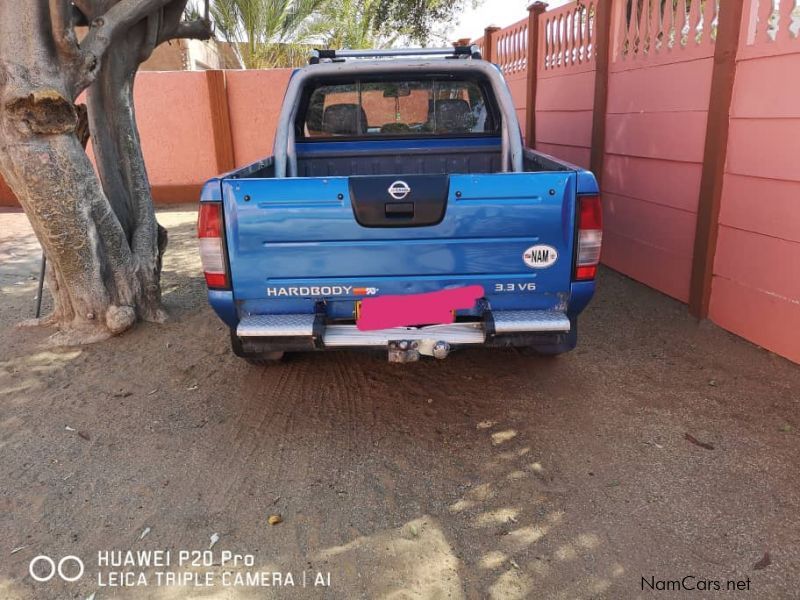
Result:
[301, 79, 497, 139]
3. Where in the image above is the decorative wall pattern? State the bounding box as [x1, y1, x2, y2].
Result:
[542, 1, 597, 71]
[616, 0, 719, 60]
[494, 18, 529, 74]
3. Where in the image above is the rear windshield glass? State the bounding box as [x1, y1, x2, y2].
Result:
[301, 79, 497, 139]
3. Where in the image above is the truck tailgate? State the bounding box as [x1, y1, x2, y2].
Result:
[222, 172, 577, 318]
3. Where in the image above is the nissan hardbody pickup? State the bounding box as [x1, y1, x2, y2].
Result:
[198, 46, 602, 363]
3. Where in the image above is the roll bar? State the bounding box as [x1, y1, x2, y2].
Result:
[309, 46, 482, 63]
[273, 59, 524, 178]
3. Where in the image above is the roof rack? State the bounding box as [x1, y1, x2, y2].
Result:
[308, 45, 482, 64]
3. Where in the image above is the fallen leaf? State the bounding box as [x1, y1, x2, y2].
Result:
[779, 423, 793, 433]
[753, 551, 771, 570]
[139, 527, 151, 541]
[268, 514, 283, 526]
[684, 433, 714, 450]
[209, 533, 220, 549]
[187, 384, 199, 391]
[86, 593, 96, 600]
[510, 559, 520, 570]
[77, 431, 91, 441]
[65, 426, 75, 432]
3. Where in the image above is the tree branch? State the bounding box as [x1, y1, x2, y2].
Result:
[156, 0, 212, 43]
[78, 0, 173, 86]
[49, 0, 81, 62]
[138, 11, 162, 64]
[158, 17, 213, 44]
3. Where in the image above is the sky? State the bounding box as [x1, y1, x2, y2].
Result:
[450, 0, 572, 41]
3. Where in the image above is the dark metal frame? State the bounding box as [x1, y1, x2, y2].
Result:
[309, 46, 482, 64]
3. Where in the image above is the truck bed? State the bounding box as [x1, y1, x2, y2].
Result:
[230, 140, 572, 179]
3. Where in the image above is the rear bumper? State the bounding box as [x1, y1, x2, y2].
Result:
[208, 281, 597, 329]
[236, 309, 571, 353]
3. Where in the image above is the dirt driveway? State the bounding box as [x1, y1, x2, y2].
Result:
[1, 208, 799, 600]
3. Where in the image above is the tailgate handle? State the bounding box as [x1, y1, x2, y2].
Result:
[350, 175, 448, 228]
[385, 202, 414, 218]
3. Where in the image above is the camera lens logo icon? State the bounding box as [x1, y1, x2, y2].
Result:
[29, 555, 84, 582]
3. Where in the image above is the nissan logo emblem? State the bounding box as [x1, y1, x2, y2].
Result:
[387, 180, 411, 200]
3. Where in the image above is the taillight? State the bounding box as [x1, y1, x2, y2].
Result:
[197, 202, 229, 289]
[575, 195, 602, 281]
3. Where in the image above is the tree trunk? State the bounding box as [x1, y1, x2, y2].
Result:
[0, 6, 134, 343]
[0, 1, 209, 344]
[87, 23, 168, 324]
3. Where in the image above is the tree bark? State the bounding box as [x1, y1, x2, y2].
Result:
[0, 0, 209, 344]
[88, 20, 168, 324]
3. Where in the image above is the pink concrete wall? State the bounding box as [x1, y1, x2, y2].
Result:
[535, 70, 594, 168]
[708, 1, 800, 363]
[225, 69, 292, 167]
[535, 3, 596, 168]
[489, 18, 530, 137]
[601, 0, 716, 303]
[133, 71, 217, 197]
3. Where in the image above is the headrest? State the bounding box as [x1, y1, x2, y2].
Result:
[322, 103, 367, 135]
[435, 99, 473, 133]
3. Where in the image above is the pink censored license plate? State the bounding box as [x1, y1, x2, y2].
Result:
[356, 285, 484, 331]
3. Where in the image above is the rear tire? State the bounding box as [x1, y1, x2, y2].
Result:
[230, 329, 285, 364]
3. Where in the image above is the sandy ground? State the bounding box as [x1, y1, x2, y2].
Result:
[1, 208, 799, 600]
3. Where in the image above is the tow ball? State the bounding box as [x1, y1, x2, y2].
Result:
[431, 341, 451, 360]
[388, 340, 451, 362]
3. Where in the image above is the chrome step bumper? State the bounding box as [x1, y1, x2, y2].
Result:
[237, 310, 570, 347]
[323, 322, 486, 347]
[490, 310, 572, 334]
[236, 313, 317, 337]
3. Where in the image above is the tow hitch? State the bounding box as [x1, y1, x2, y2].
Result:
[431, 341, 451, 359]
[388, 340, 420, 363]
[387, 340, 451, 362]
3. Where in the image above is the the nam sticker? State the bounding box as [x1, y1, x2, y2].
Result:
[523, 244, 558, 269]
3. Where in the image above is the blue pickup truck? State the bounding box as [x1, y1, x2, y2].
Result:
[198, 46, 602, 363]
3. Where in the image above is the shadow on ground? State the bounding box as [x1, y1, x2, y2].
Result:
[0, 208, 798, 599]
